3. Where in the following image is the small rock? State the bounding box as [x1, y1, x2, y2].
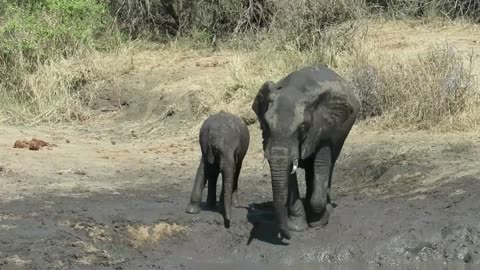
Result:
[74, 169, 87, 176]
[66, 139, 70, 143]
[111, 140, 116, 145]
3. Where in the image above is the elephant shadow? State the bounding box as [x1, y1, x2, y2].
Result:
[243, 199, 339, 246]
[244, 201, 289, 246]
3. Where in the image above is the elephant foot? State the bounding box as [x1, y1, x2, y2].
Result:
[186, 202, 201, 214]
[288, 201, 308, 232]
[288, 215, 308, 232]
[223, 217, 231, 229]
[308, 204, 333, 228]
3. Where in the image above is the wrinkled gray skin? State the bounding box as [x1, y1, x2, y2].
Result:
[252, 65, 360, 240]
[186, 111, 250, 228]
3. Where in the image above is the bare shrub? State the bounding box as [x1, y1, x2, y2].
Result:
[349, 43, 477, 129]
[368, 0, 480, 20]
[350, 65, 383, 119]
[105, 0, 480, 45]
[265, 0, 366, 50]
[0, 49, 134, 124]
[106, 0, 365, 49]
[107, 0, 258, 40]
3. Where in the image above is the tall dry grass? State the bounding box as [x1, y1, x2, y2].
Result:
[1, 0, 480, 132]
[197, 22, 479, 132]
[350, 44, 478, 131]
[0, 47, 135, 124]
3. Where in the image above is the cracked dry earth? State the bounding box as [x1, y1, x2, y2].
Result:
[0, 124, 480, 270]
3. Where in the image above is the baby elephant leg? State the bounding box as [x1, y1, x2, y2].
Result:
[186, 158, 207, 214]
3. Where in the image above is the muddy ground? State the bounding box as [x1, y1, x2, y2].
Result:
[1, 122, 480, 270]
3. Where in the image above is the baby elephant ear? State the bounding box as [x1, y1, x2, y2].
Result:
[252, 81, 275, 118]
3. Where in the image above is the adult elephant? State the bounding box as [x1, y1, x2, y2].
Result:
[252, 65, 360, 240]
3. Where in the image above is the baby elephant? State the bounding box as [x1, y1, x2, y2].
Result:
[186, 111, 250, 228]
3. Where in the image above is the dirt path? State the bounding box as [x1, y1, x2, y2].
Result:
[1, 123, 480, 269]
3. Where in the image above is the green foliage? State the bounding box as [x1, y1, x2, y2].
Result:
[0, 0, 116, 62]
[0, 0, 122, 102]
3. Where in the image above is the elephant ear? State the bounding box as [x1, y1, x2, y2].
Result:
[252, 81, 275, 151]
[300, 83, 355, 160]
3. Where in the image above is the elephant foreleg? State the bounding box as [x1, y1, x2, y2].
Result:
[287, 171, 308, 232]
[308, 145, 332, 228]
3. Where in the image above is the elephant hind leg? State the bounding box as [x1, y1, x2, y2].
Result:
[206, 164, 220, 209]
[186, 158, 207, 214]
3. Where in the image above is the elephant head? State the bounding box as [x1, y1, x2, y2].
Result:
[252, 69, 355, 240]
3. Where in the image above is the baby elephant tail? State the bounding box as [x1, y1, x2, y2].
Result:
[205, 143, 215, 164]
[205, 131, 222, 165]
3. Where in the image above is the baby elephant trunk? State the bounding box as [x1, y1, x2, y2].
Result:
[222, 158, 235, 228]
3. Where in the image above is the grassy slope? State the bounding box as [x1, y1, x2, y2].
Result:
[2, 19, 480, 133]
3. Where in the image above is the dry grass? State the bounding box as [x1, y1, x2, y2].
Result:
[201, 20, 480, 132]
[126, 222, 187, 248]
[2, 18, 480, 133]
[195, 22, 365, 123]
[350, 43, 479, 131]
[0, 46, 135, 124]
[443, 140, 474, 153]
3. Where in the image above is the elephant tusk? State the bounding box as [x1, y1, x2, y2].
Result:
[260, 157, 267, 170]
[291, 159, 298, 174]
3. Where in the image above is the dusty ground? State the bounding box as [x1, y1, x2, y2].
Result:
[1, 124, 480, 270]
[2, 21, 480, 269]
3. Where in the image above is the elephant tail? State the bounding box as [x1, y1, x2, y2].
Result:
[205, 142, 215, 165]
[205, 131, 224, 165]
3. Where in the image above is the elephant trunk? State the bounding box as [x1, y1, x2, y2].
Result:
[268, 146, 292, 240]
[222, 165, 235, 229]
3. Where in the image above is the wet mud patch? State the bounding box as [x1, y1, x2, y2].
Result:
[1, 174, 480, 269]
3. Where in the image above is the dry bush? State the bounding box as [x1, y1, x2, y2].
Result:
[107, 0, 366, 49]
[265, 0, 366, 50]
[0, 0, 123, 123]
[0, 47, 135, 124]
[195, 23, 365, 123]
[200, 22, 478, 132]
[106, 0, 480, 44]
[348, 43, 478, 130]
[0, 57, 93, 124]
[368, 0, 480, 20]
[108, 0, 252, 40]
